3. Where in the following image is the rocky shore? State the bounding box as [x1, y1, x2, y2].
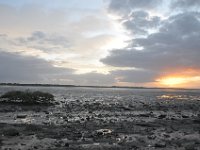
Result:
[0, 87, 200, 150]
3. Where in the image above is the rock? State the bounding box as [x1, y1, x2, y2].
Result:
[158, 114, 167, 119]
[147, 135, 156, 140]
[86, 116, 90, 121]
[163, 134, 170, 138]
[139, 113, 151, 117]
[43, 111, 50, 114]
[95, 129, 113, 136]
[3, 128, 20, 136]
[165, 127, 173, 133]
[154, 142, 166, 148]
[182, 115, 189, 118]
[16, 114, 27, 119]
[64, 143, 69, 147]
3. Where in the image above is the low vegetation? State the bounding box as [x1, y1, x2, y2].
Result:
[0, 91, 55, 105]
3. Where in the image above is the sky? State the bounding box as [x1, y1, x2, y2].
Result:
[0, 0, 200, 88]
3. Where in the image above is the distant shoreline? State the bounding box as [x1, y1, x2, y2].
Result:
[0, 83, 199, 91]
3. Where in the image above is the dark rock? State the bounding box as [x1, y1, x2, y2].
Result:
[158, 114, 167, 119]
[95, 129, 113, 136]
[182, 115, 189, 118]
[16, 114, 27, 119]
[86, 116, 90, 121]
[3, 128, 20, 136]
[43, 111, 49, 114]
[171, 117, 176, 120]
[163, 134, 170, 138]
[147, 135, 156, 140]
[154, 142, 166, 148]
[138, 114, 151, 117]
[64, 143, 69, 147]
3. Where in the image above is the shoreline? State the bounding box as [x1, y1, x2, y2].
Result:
[0, 83, 199, 91]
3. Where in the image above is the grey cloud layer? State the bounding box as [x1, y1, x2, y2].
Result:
[0, 51, 114, 85]
[109, 0, 162, 15]
[102, 12, 200, 69]
[172, 0, 200, 9]
[101, 0, 200, 83]
[0, 51, 70, 83]
[123, 10, 160, 35]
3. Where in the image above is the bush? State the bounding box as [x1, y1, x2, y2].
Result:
[0, 91, 55, 105]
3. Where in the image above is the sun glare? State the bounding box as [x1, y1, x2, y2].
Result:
[158, 77, 187, 86]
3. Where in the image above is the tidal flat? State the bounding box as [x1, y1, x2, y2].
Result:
[0, 86, 200, 150]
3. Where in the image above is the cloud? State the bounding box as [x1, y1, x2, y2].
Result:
[123, 10, 161, 35]
[111, 69, 156, 83]
[0, 51, 114, 85]
[108, 0, 163, 37]
[108, 0, 162, 16]
[0, 51, 73, 83]
[18, 31, 71, 51]
[67, 72, 115, 86]
[171, 0, 200, 9]
[0, 2, 126, 74]
[102, 12, 200, 70]
[101, 1, 200, 85]
[1, 0, 200, 87]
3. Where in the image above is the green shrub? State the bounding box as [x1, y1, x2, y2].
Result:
[0, 91, 55, 105]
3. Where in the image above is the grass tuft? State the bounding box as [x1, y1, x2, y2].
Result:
[0, 91, 55, 105]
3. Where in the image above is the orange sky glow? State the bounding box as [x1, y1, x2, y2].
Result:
[156, 68, 200, 88]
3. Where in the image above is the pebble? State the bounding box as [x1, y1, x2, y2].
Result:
[16, 114, 27, 119]
[154, 142, 166, 148]
[158, 114, 167, 119]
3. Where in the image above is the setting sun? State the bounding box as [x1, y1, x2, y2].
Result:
[157, 77, 188, 86]
[157, 75, 200, 88]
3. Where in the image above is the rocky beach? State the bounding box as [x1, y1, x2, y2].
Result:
[0, 86, 200, 150]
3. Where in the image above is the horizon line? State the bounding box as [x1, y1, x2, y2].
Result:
[0, 83, 199, 91]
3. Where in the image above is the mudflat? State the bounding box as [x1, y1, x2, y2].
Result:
[0, 86, 200, 150]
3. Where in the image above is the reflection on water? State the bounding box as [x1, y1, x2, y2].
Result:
[157, 94, 200, 101]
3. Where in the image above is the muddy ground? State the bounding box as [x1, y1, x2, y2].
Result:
[0, 87, 200, 150]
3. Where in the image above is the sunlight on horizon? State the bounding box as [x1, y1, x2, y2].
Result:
[157, 76, 200, 87]
[158, 77, 188, 86]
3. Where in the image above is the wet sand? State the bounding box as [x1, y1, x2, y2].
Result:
[0, 87, 200, 150]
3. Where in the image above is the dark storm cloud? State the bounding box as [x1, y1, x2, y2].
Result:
[102, 1, 200, 83]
